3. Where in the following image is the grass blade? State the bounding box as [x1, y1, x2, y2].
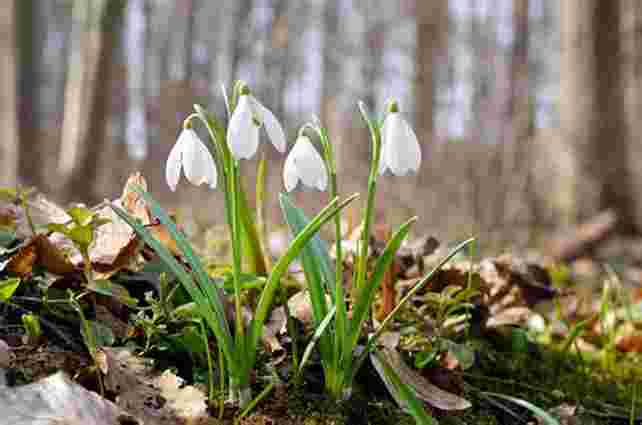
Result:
[297, 305, 337, 380]
[111, 191, 235, 367]
[249, 193, 359, 360]
[482, 392, 561, 425]
[348, 217, 416, 350]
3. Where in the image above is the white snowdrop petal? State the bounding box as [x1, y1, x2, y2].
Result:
[165, 131, 186, 191]
[283, 148, 300, 192]
[227, 96, 259, 159]
[402, 117, 421, 172]
[384, 113, 407, 175]
[291, 137, 327, 191]
[252, 97, 286, 153]
[183, 129, 217, 189]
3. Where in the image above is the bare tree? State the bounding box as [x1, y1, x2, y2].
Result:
[415, 0, 449, 148]
[56, 0, 126, 203]
[561, 0, 636, 233]
[0, 0, 19, 187]
[16, 0, 44, 189]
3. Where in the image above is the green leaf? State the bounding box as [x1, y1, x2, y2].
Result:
[0, 278, 20, 301]
[87, 279, 138, 307]
[280, 193, 334, 293]
[47, 223, 71, 237]
[21, 313, 42, 337]
[297, 305, 337, 379]
[482, 392, 561, 425]
[280, 193, 335, 362]
[371, 350, 438, 425]
[349, 217, 416, 350]
[67, 206, 95, 226]
[249, 193, 358, 362]
[111, 188, 235, 369]
[69, 225, 93, 247]
[414, 350, 438, 369]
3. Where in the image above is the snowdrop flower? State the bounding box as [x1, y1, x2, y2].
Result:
[227, 87, 286, 160]
[283, 136, 328, 192]
[165, 127, 217, 192]
[378, 101, 421, 176]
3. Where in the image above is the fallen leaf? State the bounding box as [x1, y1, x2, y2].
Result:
[0, 372, 139, 425]
[371, 346, 471, 411]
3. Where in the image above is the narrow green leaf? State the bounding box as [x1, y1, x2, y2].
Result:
[348, 217, 416, 350]
[0, 278, 20, 301]
[280, 193, 335, 361]
[111, 197, 235, 368]
[482, 392, 561, 425]
[21, 313, 42, 337]
[297, 305, 337, 379]
[87, 279, 138, 307]
[67, 206, 95, 226]
[280, 193, 334, 292]
[248, 193, 359, 360]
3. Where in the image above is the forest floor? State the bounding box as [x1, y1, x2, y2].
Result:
[1, 180, 641, 425]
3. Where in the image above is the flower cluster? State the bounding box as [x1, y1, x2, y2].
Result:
[166, 87, 421, 193]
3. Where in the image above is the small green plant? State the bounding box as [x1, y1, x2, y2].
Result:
[113, 80, 357, 409]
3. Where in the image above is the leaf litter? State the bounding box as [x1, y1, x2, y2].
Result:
[1, 174, 642, 423]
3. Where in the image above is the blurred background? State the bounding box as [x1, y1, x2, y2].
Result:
[2, 0, 642, 249]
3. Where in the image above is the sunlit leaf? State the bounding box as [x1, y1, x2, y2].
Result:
[67, 206, 95, 226]
[0, 277, 21, 301]
[87, 279, 138, 307]
[483, 392, 561, 425]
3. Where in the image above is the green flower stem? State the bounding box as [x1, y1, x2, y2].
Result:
[314, 123, 348, 385]
[354, 102, 382, 295]
[228, 160, 246, 350]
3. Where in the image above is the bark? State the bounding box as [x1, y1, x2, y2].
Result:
[623, 0, 642, 231]
[0, 0, 19, 187]
[56, 0, 126, 203]
[415, 0, 448, 148]
[16, 0, 42, 188]
[561, 0, 636, 233]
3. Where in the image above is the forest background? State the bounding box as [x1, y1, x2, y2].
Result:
[3, 0, 641, 250]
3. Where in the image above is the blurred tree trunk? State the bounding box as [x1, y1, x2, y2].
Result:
[320, 0, 344, 170]
[415, 0, 449, 148]
[561, 0, 637, 233]
[506, 0, 536, 228]
[56, 0, 126, 203]
[0, 0, 18, 187]
[16, 0, 43, 188]
[623, 0, 642, 231]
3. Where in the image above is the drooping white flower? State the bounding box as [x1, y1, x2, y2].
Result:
[166, 128, 217, 192]
[378, 110, 421, 176]
[283, 136, 328, 192]
[227, 94, 286, 160]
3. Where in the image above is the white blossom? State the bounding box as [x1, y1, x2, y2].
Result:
[227, 94, 286, 160]
[378, 111, 421, 176]
[166, 128, 217, 191]
[283, 136, 328, 192]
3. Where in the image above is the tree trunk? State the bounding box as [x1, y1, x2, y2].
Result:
[56, 0, 126, 203]
[415, 0, 449, 148]
[623, 0, 642, 231]
[561, 0, 636, 233]
[0, 0, 19, 187]
[16, 0, 43, 189]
